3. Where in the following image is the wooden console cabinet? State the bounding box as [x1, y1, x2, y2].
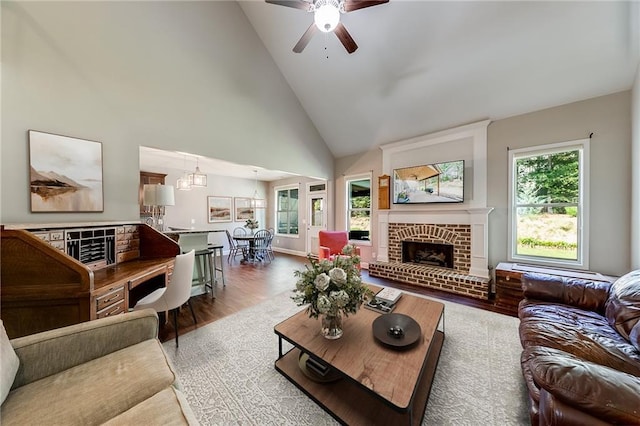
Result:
[1, 223, 179, 338]
[495, 262, 617, 316]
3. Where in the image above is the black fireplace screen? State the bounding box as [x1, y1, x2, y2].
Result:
[402, 241, 454, 269]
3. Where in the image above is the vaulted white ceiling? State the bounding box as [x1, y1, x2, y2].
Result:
[240, 0, 640, 158]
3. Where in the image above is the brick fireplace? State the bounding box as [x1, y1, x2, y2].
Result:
[370, 220, 491, 299]
[371, 120, 493, 300]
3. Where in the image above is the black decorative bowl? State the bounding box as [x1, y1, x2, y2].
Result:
[372, 313, 422, 349]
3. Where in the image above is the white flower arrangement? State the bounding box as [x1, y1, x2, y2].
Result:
[245, 219, 259, 230]
[293, 246, 373, 319]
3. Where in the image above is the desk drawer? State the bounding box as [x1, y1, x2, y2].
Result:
[95, 286, 126, 311]
[96, 300, 126, 319]
[129, 266, 167, 289]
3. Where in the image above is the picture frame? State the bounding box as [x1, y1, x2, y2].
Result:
[29, 130, 104, 212]
[207, 196, 232, 223]
[234, 197, 255, 221]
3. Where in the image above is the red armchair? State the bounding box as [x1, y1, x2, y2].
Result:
[318, 231, 360, 267]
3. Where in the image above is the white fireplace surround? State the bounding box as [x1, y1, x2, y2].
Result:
[377, 120, 493, 279]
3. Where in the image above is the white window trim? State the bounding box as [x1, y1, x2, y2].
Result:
[507, 138, 590, 270]
[274, 184, 300, 238]
[345, 172, 372, 243]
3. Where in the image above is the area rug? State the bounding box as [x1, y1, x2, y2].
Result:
[163, 289, 530, 425]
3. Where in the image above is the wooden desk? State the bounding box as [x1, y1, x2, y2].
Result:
[0, 224, 179, 338]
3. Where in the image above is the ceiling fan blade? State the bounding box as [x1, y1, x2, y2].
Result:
[293, 23, 318, 53]
[334, 23, 358, 54]
[342, 0, 389, 13]
[265, 0, 311, 11]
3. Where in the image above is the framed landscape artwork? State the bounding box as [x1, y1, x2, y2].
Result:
[234, 197, 255, 221]
[29, 130, 104, 212]
[207, 196, 232, 223]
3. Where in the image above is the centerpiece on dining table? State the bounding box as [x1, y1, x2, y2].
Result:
[293, 245, 373, 339]
[244, 219, 259, 234]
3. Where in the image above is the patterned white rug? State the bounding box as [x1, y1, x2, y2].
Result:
[163, 289, 529, 426]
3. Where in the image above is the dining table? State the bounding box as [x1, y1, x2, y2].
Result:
[233, 234, 267, 263]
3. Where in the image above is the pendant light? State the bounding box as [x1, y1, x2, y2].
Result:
[251, 169, 266, 209]
[188, 157, 207, 187]
[176, 155, 191, 191]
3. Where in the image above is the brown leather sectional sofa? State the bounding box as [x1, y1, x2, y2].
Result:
[518, 270, 640, 425]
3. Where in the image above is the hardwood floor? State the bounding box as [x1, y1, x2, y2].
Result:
[159, 253, 516, 342]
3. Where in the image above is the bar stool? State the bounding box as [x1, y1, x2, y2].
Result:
[208, 244, 225, 292]
[194, 248, 215, 299]
[178, 233, 214, 299]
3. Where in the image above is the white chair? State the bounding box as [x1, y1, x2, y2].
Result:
[133, 250, 196, 347]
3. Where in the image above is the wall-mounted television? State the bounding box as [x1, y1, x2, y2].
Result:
[393, 160, 464, 204]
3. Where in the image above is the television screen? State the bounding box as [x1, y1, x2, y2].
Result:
[393, 160, 464, 204]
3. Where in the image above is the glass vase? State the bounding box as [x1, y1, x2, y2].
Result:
[321, 313, 343, 339]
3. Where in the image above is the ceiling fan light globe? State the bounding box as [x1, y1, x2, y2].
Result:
[314, 4, 340, 33]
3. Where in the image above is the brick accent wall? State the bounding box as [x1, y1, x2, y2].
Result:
[369, 222, 489, 299]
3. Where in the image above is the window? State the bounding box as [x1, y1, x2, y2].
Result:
[508, 139, 589, 268]
[346, 175, 371, 241]
[276, 186, 299, 235]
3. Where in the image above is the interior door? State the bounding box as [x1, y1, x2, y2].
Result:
[306, 183, 327, 256]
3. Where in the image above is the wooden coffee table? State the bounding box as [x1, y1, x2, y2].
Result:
[274, 286, 445, 425]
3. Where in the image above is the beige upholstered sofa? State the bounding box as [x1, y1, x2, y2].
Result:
[1, 309, 198, 425]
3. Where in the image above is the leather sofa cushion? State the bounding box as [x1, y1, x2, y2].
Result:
[605, 269, 640, 342]
[1, 339, 176, 425]
[631, 321, 640, 351]
[519, 300, 640, 377]
[528, 346, 640, 425]
[521, 272, 611, 314]
[102, 387, 198, 425]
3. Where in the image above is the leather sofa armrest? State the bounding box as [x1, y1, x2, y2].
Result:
[522, 272, 611, 313]
[10, 309, 159, 389]
[531, 347, 640, 425]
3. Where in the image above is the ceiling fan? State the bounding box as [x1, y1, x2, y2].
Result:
[265, 0, 389, 54]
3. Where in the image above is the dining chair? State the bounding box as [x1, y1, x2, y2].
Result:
[252, 229, 271, 263]
[233, 227, 249, 250]
[233, 227, 247, 236]
[266, 229, 275, 260]
[132, 250, 196, 347]
[225, 229, 247, 264]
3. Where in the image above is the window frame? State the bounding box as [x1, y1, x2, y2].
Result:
[274, 184, 299, 237]
[345, 173, 372, 243]
[507, 138, 590, 269]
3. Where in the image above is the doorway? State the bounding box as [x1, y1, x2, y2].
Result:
[306, 182, 327, 256]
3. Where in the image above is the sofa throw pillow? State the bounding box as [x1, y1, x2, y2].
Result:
[0, 320, 19, 404]
[605, 269, 640, 342]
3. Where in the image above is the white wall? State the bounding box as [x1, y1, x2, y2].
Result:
[1, 1, 333, 224]
[488, 91, 632, 276]
[632, 66, 640, 270]
[334, 149, 384, 265]
[159, 170, 268, 244]
[334, 92, 633, 276]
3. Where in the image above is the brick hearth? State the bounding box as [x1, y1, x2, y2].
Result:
[369, 223, 490, 299]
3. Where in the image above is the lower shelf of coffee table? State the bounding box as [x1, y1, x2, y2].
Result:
[275, 330, 444, 426]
